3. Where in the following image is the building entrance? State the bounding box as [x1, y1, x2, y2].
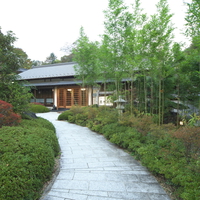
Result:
[57, 87, 87, 108]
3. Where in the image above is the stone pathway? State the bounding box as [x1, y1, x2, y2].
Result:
[37, 112, 171, 200]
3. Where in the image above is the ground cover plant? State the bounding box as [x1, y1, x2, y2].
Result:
[58, 106, 200, 200]
[0, 117, 59, 200]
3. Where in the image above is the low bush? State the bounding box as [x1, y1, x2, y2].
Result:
[58, 106, 117, 130]
[119, 113, 155, 136]
[68, 114, 76, 123]
[29, 103, 50, 113]
[19, 117, 56, 135]
[58, 110, 73, 120]
[173, 126, 200, 161]
[0, 117, 59, 200]
[0, 100, 21, 128]
[89, 106, 118, 133]
[69, 105, 84, 115]
[101, 123, 130, 140]
[75, 113, 88, 126]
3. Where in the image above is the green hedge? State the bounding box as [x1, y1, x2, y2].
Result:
[29, 104, 50, 113]
[20, 117, 56, 133]
[108, 125, 200, 199]
[58, 106, 200, 200]
[58, 110, 73, 120]
[0, 117, 59, 200]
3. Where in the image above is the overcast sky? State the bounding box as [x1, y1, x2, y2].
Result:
[0, 0, 190, 61]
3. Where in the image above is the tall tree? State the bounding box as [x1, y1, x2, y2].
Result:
[13, 48, 32, 69]
[185, 0, 200, 111]
[72, 27, 100, 87]
[102, 0, 129, 98]
[0, 28, 32, 113]
[185, 0, 200, 39]
[60, 53, 74, 63]
[44, 52, 57, 64]
[172, 42, 186, 125]
[123, 0, 148, 114]
[137, 0, 175, 124]
[32, 60, 42, 66]
[0, 29, 22, 79]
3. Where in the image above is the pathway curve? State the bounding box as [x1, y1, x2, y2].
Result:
[37, 112, 171, 200]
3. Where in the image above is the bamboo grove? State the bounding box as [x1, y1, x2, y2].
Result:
[72, 0, 200, 125]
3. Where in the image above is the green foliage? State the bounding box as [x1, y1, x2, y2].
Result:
[101, 123, 126, 139]
[20, 117, 56, 134]
[1, 82, 33, 114]
[29, 103, 50, 113]
[72, 0, 199, 124]
[185, 0, 200, 38]
[58, 110, 73, 120]
[184, 0, 200, 112]
[173, 126, 200, 160]
[110, 128, 142, 150]
[73, 27, 101, 87]
[67, 115, 76, 123]
[89, 106, 118, 133]
[13, 48, 32, 69]
[75, 113, 88, 126]
[0, 117, 59, 200]
[57, 106, 118, 131]
[63, 105, 200, 199]
[60, 53, 74, 63]
[119, 113, 155, 136]
[0, 29, 21, 75]
[0, 100, 21, 128]
[44, 52, 57, 64]
[0, 28, 33, 114]
[69, 105, 84, 114]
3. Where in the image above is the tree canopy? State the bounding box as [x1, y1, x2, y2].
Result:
[0, 27, 32, 113]
[44, 52, 58, 64]
[71, 0, 200, 125]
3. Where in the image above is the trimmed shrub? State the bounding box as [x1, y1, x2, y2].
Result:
[101, 123, 128, 139]
[75, 113, 88, 126]
[119, 113, 154, 136]
[57, 106, 118, 130]
[68, 115, 76, 123]
[69, 105, 84, 115]
[29, 103, 50, 113]
[0, 118, 59, 200]
[89, 107, 118, 133]
[173, 126, 200, 160]
[136, 133, 200, 200]
[0, 100, 21, 128]
[19, 117, 56, 141]
[58, 110, 73, 120]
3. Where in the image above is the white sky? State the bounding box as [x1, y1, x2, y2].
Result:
[0, 0, 190, 61]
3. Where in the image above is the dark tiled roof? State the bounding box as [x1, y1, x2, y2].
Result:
[19, 62, 77, 80]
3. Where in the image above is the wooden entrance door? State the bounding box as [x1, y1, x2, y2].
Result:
[57, 87, 87, 108]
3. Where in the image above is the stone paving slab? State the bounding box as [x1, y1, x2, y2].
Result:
[38, 112, 171, 200]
